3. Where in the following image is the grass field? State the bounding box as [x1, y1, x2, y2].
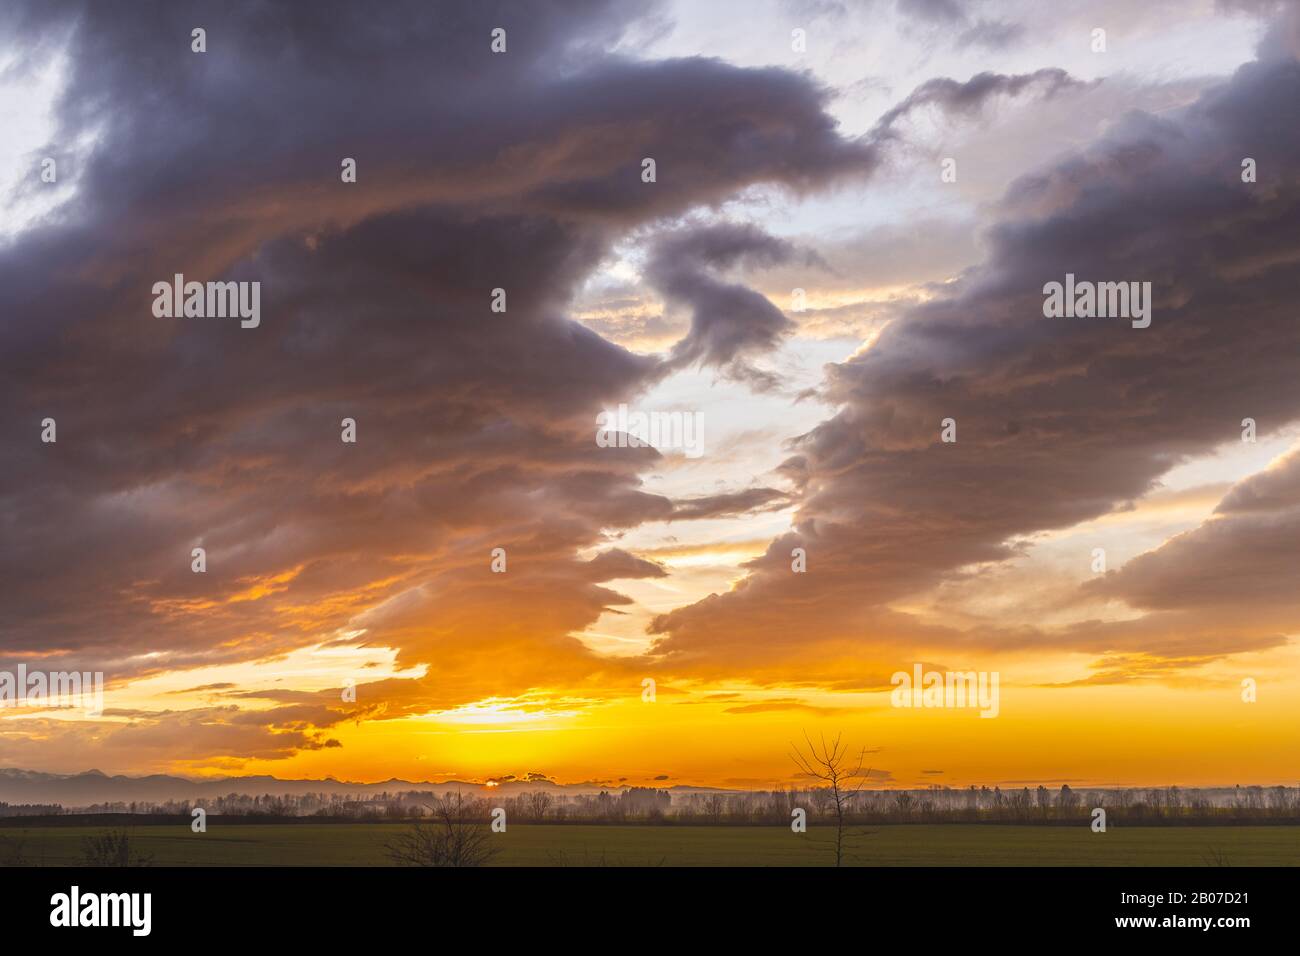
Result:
[3, 823, 1298, 866]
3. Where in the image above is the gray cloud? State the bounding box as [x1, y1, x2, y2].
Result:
[896, 0, 967, 23]
[872, 68, 1089, 139]
[0, 0, 878, 698]
[1094, 448, 1300, 612]
[670, 487, 792, 520]
[955, 19, 1025, 50]
[648, 223, 825, 387]
[650, 39, 1300, 674]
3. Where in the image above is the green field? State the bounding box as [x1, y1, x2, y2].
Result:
[3, 823, 1298, 866]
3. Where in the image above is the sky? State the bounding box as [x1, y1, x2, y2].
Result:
[1, 0, 1298, 791]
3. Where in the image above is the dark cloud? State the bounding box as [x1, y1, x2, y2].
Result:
[872, 69, 1089, 139]
[0, 0, 876, 733]
[649, 223, 826, 387]
[1093, 449, 1300, 612]
[650, 45, 1300, 675]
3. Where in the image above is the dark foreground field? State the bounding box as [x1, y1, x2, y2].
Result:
[3, 823, 1298, 866]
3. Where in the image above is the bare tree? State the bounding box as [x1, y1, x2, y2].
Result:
[790, 731, 872, 866]
[525, 790, 553, 822]
[703, 792, 726, 825]
[385, 792, 498, 867]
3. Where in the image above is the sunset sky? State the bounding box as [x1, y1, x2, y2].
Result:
[1, 0, 1298, 791]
